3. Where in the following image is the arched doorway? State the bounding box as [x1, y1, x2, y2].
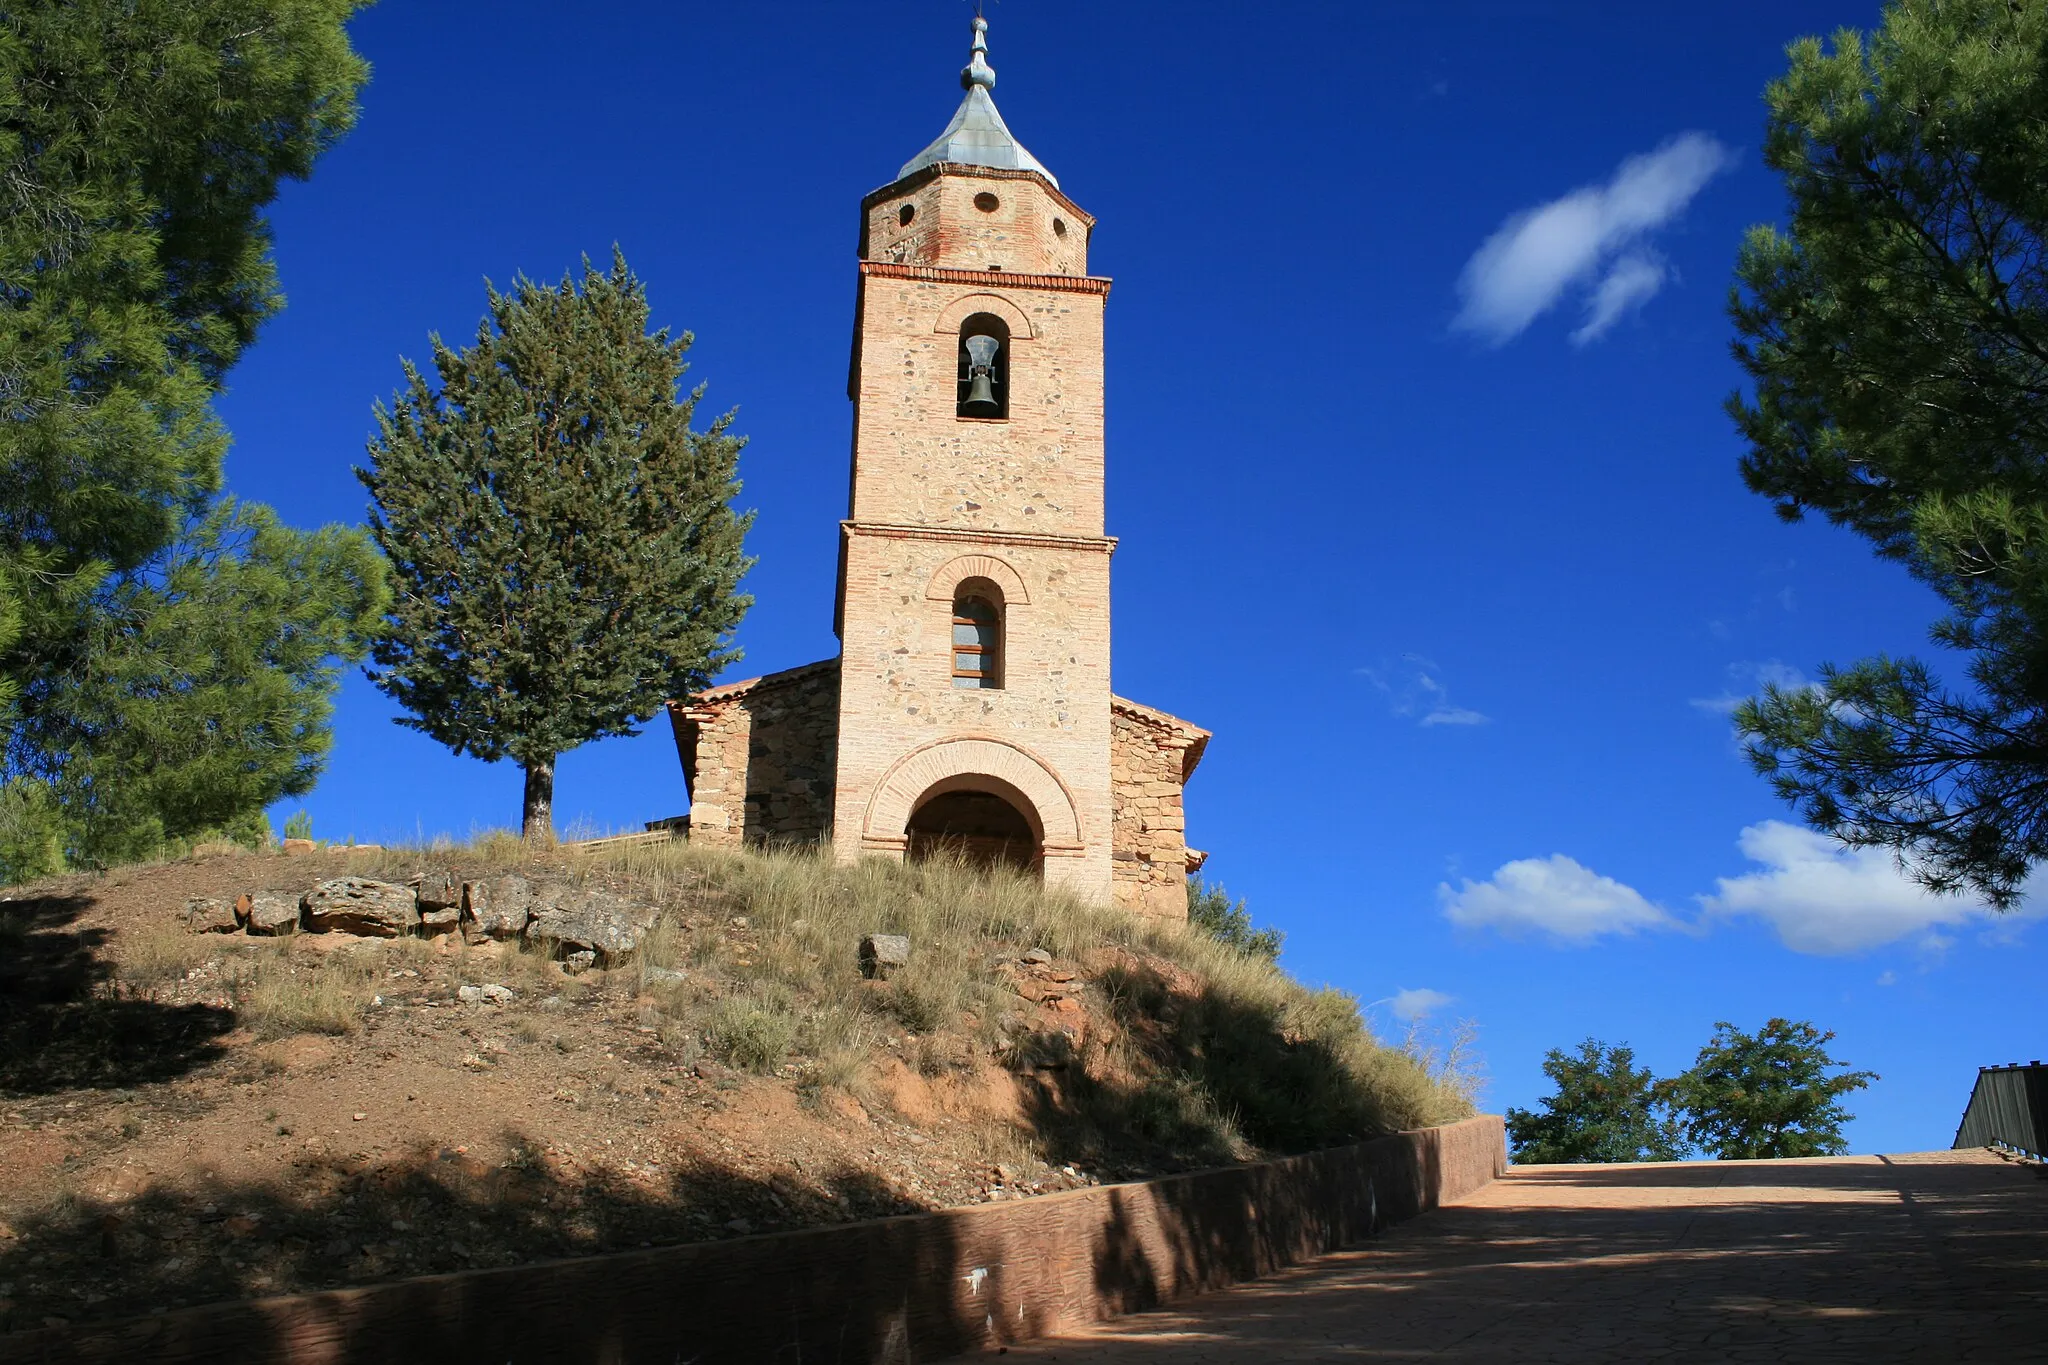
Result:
[906, 787, 1041, 875]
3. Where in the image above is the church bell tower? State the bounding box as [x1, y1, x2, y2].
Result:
[831, 16, 1115, 898]
[671, 18, 1208, 918]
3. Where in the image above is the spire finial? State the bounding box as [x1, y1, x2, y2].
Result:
[961, 14, 995, 91]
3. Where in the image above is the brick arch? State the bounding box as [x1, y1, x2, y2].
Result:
[860, 736, 1083, 855]
[924, 552, 1029, 605]
[934, 292, 1035, 340]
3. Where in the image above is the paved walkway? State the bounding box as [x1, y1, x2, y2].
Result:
[992, 1149, 2048, 1363]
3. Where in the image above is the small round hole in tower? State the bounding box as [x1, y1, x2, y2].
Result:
[974, 192, 1000, 213]
[1053, 217, 1068, 237]
[898, 203, 916, 227]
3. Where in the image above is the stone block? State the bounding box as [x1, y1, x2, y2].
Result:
[861, 933, 912, 978]
[244, 895, 299, 936]
[184, 898, 239, 934]
[461, 876, 532, 942]
[301, 878, 419, 937]
[526, 890, 657, 966]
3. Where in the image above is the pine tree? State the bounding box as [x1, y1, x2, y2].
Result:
[361, 252, 755, 838]
[1729, 0, 2048, 905]
[1185, 877, 1284, 961]
[10, 502, 387, 865]
[0, 0, 382, 871]
[1505, 1039, 1688, 1164]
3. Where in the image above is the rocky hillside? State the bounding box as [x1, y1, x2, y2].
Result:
[0, 839, 1473, 1333]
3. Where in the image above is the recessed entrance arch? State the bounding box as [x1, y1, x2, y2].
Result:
[859, 735, 1084, 870]
[907, 786, 1040, 874]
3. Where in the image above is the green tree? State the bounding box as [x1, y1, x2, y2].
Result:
[9, 502, 386, 866]
[1505, 1039, 1688, 1164]
[0, 0, 369, 622]
[1729, 0, 2048, 907]
[361, 253, 755, 838]
[0, 0, 382, 870]
[1186, 876, 1283, 961]
[1668, 1019, 1875, 1160]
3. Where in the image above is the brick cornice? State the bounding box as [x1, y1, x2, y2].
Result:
[860, 162, 1097, 228]
[842, 520, 1116, 554]
[858, 261, 1111, 297]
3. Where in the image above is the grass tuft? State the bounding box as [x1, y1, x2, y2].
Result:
[235, 952, 377, 1038]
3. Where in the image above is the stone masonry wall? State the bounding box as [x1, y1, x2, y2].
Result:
[860, 164, 1094, 278]
[671, 661, 839, 849]
[1110, 702, 1198, 921]
[832, 532, 1114, 900]
[846, 266, 1108, 538]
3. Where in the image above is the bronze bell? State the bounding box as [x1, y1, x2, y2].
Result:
[962, 333, 1001, 414]
[965, 370, 997, 410]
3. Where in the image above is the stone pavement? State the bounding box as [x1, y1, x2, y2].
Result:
[985, 1149, 2048, 1363]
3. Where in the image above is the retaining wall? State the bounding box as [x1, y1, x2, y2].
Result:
[1, 1115, 1505, 1365]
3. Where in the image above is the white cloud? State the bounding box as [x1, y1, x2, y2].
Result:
[1454, 132, 1733, 346]
[1360, 655, 1491, 728]
[1690, 660, 1815, 715]
[1440, 855, 1683, 943]
[1572, 252, 1667, 344]
[1876, 970, 1898, 987]
[1383, 987, 1454, 1022]
[1700, 821, 2042, 955]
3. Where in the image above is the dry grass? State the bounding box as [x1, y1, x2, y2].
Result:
[115, 915, 224, 991]
[233, 950, 379, 1038]
[323, 834, 1474, 1159]
[594, 840, 1472, 1150]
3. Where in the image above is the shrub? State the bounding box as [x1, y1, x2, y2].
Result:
[1186, 876, 1283, 961]
[711, 993, 800, 1073]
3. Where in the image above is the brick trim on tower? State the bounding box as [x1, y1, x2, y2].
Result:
[859, 260, 1112, 297]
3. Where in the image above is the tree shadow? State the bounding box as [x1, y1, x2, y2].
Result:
[1010, 957, 1409, 1175]
[0, 1131, 934, 1350]
[956, 1157, 2048, 1362]
[0, 893, 233, 1094]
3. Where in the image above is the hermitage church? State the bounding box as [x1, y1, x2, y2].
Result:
[668, 18, 1208, 920]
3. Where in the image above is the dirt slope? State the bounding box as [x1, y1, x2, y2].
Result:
[0, 849, 1182, 1331]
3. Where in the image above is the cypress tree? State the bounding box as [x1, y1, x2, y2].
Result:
[361, 252, 754, 838]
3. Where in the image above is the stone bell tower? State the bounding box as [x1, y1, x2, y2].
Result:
[831, 16, 1116, 899]
[670, 18, 1209, 918]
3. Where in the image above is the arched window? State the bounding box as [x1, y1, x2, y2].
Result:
[952, 591, 1001, 688]
[956, 313, 1010, 419]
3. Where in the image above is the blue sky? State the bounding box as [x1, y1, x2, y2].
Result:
[216, 1, 2045, 1155]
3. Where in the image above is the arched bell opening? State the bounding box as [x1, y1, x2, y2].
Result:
[956, 312, 1010, 419]
[905, 779, 1041, 877]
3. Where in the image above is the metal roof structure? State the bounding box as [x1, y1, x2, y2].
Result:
[897, 16, 1058, 188]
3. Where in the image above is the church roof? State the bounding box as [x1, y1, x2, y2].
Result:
[898, 16, 1058, 188]
[1112, 695, 1212, 781]
[672, 657, 838, 713]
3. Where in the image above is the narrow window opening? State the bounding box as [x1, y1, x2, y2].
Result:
[956, 313, 1009, 419]
[952, 593, 1001, 689]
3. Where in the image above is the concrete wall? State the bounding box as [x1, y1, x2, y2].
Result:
[0, 1116, 1505, 1365]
